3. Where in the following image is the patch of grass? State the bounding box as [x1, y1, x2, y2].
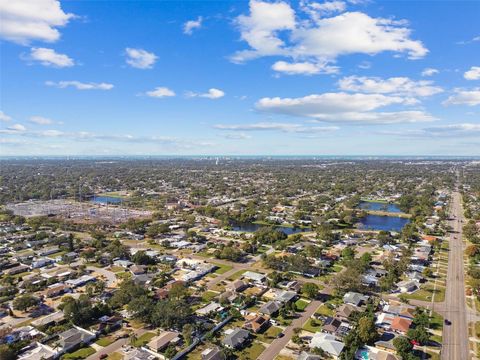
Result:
[62, 346, 96, 359]
[115, 272, 132, 281]
[429, 311, 444, 331]
[196, 251, 214, 258]
[475, 322, 480, 338]
[255, 326, 283, 344]
[303, 318, 322, 333]
[107, 352, 123, 360]
[227, 269, 248, 281]
[127, 318, 145, 329]
[402, 285, 445, 302]
[315, 304, 334, 317]
[110, 266, 126, 273]
[15, 318, 33, 328]
[238, 342, 265, 359]
[426, 350, 441, 360]
[332, 264, 343, 272]
[273, 314, 292, 326]
[295, 299, 309, 311]
[212, 262, 233, 275]
[96, 336, 114, 347]
[132, 332, 155, 347]
[201, 291, 218, 302]
[431, 334, 442, 344]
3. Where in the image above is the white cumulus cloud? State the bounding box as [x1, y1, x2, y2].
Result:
[443, 88, 480, 106]
[186, 88, 225, 99]
[231, 1, 428, 71]
[0, 111, 12, 122]
[0, 0, 74, 44]
[272, 60, 338, 75]
[145, 87, 176, 98]
[232, 0, 296, 63]
[45, 81, 114, 90]
[256, 92, 436, 124]
[2, 124, 27, 133]
[29, 116, 54, 125]
[125, 48, 158, 69]
[421, 68, 439, 77]
[338, 76, 443, 97]
[28, 47, 74, 67]
[183, 16, 203, 35]
[422, 123, 480, 136]
[464, 66, 480, 80]
[300, 0, 347, 20]
[214, 122, 339, 133]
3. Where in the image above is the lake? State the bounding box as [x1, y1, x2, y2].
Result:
[358, 201, 402, 213]
[357, 214, 410, 232]
[91, 196, 123, 204]
[232, 222, 310, 235]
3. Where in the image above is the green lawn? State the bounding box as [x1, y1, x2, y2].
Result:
[303, 318, 322, 333]
[431, 334, 442, 344]
[127, 319, 145, 329]
[315, 304, 334, 317]
[429, 311, 444, 331]
[295, 299, 309, 311]
[332, 264, 343, 272]
[132, 332, 155, 347]
[62, 346, 96, 359]
[196, 251, 214, 258]
[255, 326, 283, 344]
[401, 285, 445, 302]
[237, 342, 265, 359]
[426, 350, 441, 360]
[212, 262, 233, 274]
[110, 266, 126, 273]
[475, 321, 480, 338]
[107, 353, 123, 360]
[227, 269, 248, 281]
[115, 272, 132, 281]
[96, 336, 114, 347]
[201, 291, 218, 302]
[272, 314, 292, 326]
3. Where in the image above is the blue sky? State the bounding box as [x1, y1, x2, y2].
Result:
[1, 0, 479, 156]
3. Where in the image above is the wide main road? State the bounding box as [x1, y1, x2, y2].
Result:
[442, 189, 469, 360]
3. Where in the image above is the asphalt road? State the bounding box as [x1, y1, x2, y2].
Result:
[257, 300, 321, 360]
[441, 189, 469, 360]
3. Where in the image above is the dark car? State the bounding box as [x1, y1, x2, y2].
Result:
[277, 332, 285, 338]
[444, 319, 451, 325]
[99, 354, 108, 359]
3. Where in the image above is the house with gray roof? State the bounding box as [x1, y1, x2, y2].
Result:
[58, 326, 96, 352]
[309, 332, 345, 359]
[259, 300, 281, 316]
[222, 328, 250, 349]
[343, 292, 368, 306]
[276, 290, 297, 304]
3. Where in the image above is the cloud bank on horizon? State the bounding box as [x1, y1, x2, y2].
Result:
[0, 0, 479, 156]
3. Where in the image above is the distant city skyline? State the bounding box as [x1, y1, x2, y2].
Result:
[1, 0, 479, 156]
